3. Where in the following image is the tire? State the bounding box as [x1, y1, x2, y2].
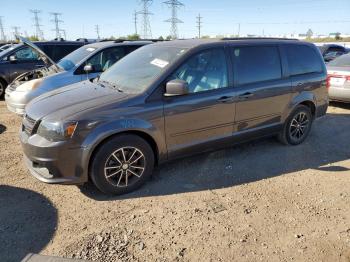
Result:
[278, 105, 313, 145]
[0, 79, 6, 99]
[90, 134, 155, 195]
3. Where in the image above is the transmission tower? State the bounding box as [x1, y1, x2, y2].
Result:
[50, 12, 63, 39]
[133, 10, 138, 35]
[0, 17, 6, 42]
[163, 0, 184, 39]
[137, 0, 153, 39]
[12, 26, 21, 40]
[196, 13, 202, 38]
[95, 25, 100, 39]
[30, 9, 44, 40]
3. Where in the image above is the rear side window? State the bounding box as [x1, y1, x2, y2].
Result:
[52, 45, 81, 62]
[285, 45, 323, 76]
[231, 46, 282, 85]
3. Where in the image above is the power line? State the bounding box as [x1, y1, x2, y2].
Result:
[196, 13, 202, 38]
[0, 17, 6, 42]
[30, 9, 44, 40]
[50, 12, 63, 39]
[95, 24, 100, 39]
[133, 10, 138, 35]
[138, 0, 153, 39]
[163, 0, 184, 39]
[12, 26, 21, 40]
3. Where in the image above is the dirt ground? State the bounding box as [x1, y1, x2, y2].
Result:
[1, 100, 350, 262]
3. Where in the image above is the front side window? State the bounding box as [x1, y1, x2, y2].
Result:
[86, 47, 126, 73]
[285, 45, 323, 76]
[171, 48, 228, 93]
[232, 46, 282, 85]
[14, 47, 39, 61]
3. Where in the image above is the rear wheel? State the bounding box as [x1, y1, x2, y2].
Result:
[90, 134, 155, 195]
[278, 105, 313, 145]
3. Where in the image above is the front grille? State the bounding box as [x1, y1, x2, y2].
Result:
[22, 114, 37, 136]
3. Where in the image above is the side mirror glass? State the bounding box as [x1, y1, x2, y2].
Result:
[164, 79, 189, 97]
[9, 55, 17, 63]
[84, 64, 94, 73]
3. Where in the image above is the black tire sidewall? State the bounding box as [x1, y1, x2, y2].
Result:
[90, 134, 155, 195]
[0, 80, 4, 98]
[285, 105, 313, 145]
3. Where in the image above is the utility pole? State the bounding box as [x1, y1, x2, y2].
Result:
[50, 12, 63, 39]
[237, 23, 240, 37]
[163, 0, 184, 39]
[95, 25, 100, 39]
[12, 26, 21, 40]
[30, 9, 44, 40]
[196, 13, 202, 38]
[0, 17, 6, 42]
[138, 0, 153, 39]
[133, 10, 138, 35]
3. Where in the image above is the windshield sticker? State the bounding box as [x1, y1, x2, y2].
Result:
[86, 47, 96, 52]
[150, 58, 169, 68]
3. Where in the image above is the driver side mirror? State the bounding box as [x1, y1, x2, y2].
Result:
[9, 55, 17, 63]
[84, 64, 94, 73]
[164, 79, 189, 97]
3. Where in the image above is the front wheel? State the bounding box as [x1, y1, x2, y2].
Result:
[90, 134, 155, 195]
[278, 105, 313, 145]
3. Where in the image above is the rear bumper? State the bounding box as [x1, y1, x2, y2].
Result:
[328, 86, 350, 102]
[20, 131, 88, 185]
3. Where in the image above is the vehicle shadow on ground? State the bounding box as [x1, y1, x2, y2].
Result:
[80, 112, 350, 201]
[0, 124, 6, 134]
[0, 185, 57, 261]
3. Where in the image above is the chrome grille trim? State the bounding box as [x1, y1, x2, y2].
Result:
[22, 114, 37, 136]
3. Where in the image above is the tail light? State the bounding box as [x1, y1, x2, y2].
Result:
[326, 75, 331, 89]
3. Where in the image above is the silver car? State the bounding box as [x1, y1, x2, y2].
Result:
[327, 53, 350, 102]
[5, 38, 152, 115]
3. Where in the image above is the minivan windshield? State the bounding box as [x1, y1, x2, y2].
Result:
[57, 46, 97, 71]
[328, 54, 350, 67]
[99, 44, 188, 93]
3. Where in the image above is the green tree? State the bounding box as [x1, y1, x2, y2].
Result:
[158, 36, 164, 40]
[127, 34, 140, 40]
[28, 35, 39, 41]
[306, 29, 313, 39]
[166, 35, 172, 40]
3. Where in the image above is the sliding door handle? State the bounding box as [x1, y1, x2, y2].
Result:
[238, 92, 254, 100]
[217, 96, 234, 103]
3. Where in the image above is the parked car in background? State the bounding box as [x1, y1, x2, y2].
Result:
[327, 53, 350, 102]
[20, 38, 328, 195]
[5, 38, 155, 115]
[0, 43, 15, 52]
[318, 44, 349, 62]
[0, 38, 85, 98]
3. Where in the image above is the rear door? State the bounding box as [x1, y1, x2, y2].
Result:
[163, 47, 236, 158]
[230, 45, 291, 133]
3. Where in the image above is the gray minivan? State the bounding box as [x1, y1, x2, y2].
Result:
[5, 39, 153, 115]
[20, 38, 328, 195]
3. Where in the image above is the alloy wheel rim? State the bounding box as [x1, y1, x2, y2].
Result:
[104, 147, 145, 187]
[289, 112, 309, 140]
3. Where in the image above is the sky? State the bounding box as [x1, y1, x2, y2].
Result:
[1, 0, 350, 40]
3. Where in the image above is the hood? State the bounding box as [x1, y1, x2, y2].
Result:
[17, 36, 60, 72]
[26, 80, 129, 121]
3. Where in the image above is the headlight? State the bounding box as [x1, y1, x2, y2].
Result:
[16, 79, 43, 92]
[37, 121, 77, 141]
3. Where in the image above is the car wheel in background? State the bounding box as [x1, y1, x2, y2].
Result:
[90, 134, 155, 195]
[278, 105, 313, 145]
[0, 80, 5, 98]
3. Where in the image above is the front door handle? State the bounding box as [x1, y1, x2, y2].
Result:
[238, 92, 254, 100]
[217, 96, 234, 103]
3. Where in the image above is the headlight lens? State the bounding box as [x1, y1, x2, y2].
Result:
[37, 121, 77, 141]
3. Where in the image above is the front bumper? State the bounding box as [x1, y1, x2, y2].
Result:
[5, 89, 27, 115]
[328, 85, 350, 102]
[20, 131, 89, 185]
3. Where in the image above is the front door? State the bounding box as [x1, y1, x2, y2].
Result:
[163, 48, 236, 158]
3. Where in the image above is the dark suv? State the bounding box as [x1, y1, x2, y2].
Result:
[20, 38, 328, 195]
[0, 40, 84, 97]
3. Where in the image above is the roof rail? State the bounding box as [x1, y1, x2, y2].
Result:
[113, 39, 167, 43]
[221, 37, 298, 41]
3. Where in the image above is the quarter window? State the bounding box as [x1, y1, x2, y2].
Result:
[232, 46, 282, 85]
[171, 48, 228, 93]
[285, 45, 323, 76]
